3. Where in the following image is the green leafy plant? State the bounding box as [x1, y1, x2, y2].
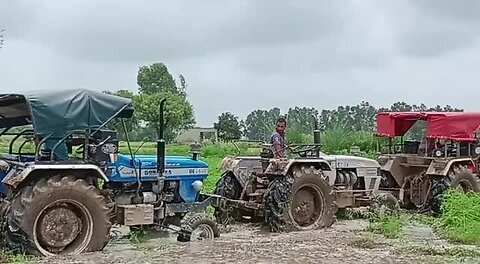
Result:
[367, 213, 404, 239]
[127, 228, 150, 245]
[0, 250, 29, 264]
[438, 189, 480, 245]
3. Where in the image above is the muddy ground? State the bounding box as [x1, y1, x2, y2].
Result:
[31, 219, 480, 264]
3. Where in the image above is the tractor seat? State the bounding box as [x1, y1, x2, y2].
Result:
[260, 147, 274, 159]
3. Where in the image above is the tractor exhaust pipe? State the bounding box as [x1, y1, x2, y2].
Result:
[157, 99, 166, 176]
[313, 130, 321, 145]
[312, 114, 321, 145]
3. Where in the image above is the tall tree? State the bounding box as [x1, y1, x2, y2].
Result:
[351, 101, 377, 131]
[214, 112, 242, 141]
[137, 63, 179, 95]
[244, 108, 281, 141]
[135, 62, 196, 142]
[178, 74, 187, 96]
[135, 91, 195, 142]
[286, 106, 319, 135]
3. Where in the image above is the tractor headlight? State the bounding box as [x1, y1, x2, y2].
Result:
[192, 180, 203, 192]
[109, 153, 118, 163]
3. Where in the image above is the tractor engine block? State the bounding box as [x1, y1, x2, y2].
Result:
[335, 170, 358, 187]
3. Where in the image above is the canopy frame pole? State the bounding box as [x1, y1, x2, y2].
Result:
[444, 141, 448, 157]
[35, 133, 53, 160]
[401, 136, 404, 153]
[90, 104, 131, 137]
[389, 137, 392, 154]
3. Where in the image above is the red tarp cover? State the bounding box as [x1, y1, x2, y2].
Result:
[376, 112, 480, 142]
[376, 112, 425, 137]
[427, 113, 480, 142]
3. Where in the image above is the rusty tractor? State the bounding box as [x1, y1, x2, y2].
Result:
[211, 126, 397, 232]
[375, 111, 480, 213]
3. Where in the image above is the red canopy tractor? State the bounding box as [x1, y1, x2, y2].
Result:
[377, 111, 480, 141]
[375, 111, 480, 214]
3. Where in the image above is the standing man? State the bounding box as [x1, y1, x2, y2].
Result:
[270, 116, 287, 158]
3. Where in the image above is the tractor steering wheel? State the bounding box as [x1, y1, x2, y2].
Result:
[287, 144, 321, 157]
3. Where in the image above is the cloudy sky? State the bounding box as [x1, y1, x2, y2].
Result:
[1, 0, 480, 126]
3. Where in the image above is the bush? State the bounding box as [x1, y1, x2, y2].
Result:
[322, 127, 377, 155]
[367, 213, 404, 239]
[438, 189, 480, 245]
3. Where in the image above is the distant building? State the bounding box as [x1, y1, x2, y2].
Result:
[175, 127, 218, 143]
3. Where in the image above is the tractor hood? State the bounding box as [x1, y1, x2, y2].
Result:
[125, 154, 208, 169]
[108, 154, 209, 183]
[321, 154, 381, 169]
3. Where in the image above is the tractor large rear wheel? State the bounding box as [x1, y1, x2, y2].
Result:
[4, 175, 112, 256]
[264, 166, 337, 232]
[430, 165, 480, 214]
[212, 172, 243, 224]
[450, 169, 480, 193]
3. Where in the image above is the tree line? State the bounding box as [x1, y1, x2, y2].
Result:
[215, 101, 463, 143]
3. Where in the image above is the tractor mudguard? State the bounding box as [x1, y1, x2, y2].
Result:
[220, 156, 263, 188]
[221, 156, 336, 187]
[1, 164, 109, 188]
[426, 158, 475, 176]
[264, 159, 336, 186]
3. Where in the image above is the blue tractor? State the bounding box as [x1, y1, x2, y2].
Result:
[0, 89, 220, 257]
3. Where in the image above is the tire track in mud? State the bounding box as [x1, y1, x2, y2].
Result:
[32, 220, 479, 264]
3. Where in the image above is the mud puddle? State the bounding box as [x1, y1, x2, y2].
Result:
[32, 220, 480, 264]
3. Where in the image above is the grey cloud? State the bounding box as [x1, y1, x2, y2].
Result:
[399, 27, 476, 58]
[0, 0, 42, 39]
[2, 0, 480, 126]
[233, 3, 397, 75]
[394, 0, 480, 58]
[410, 0, 480, 21]
[11, 0, 344, 63]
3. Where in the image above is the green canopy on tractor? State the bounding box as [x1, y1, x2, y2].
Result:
[0, 88, 133, 137]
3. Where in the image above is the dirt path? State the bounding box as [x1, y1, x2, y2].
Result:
[31, 219, 480, 264]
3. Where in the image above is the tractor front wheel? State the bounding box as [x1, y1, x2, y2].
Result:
[264, 166, 337, 232]
[4, 175, 112, 256]
[176, 213, 220, 242]
[212, 172, 243, 224]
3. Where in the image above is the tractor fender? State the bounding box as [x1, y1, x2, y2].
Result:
[265, 159, 336, 186]
[379, 158, 394, 172]
[219, 156, 263, 188]
[426, 158, 475, 176]
[2, 164, 109, 189]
